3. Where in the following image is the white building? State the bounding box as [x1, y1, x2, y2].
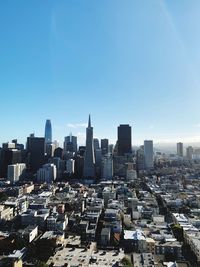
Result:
[101, 155, 113, 180]
[37, 163, 56, 183]
[7, 163, 26, 183]
[144, 140, 154, 170]
[66, 159, 75, 174]
[186, 146, 193, 160]
[177, 142, 183, 157]
[22, 225, 38, 243]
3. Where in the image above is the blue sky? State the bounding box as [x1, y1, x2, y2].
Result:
[0, 0, 200, 146]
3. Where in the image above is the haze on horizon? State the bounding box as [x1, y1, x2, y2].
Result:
[0, 1, 200, 148]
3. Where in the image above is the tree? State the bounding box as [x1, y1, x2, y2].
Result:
[171, 224, 184, 242]
[36, 262, 48, 267]
[0, 192, 8, 202]
[121, 257, 132, 267]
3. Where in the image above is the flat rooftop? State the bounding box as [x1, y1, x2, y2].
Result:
[47, 247, 124, 267]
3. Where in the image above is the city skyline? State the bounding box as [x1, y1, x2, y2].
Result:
[0, 116, 199, 153]
[1, 1, 200, 147]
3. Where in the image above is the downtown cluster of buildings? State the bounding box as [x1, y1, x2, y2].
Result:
[0, 117, 200, 266]
[0, 115, 154, 184]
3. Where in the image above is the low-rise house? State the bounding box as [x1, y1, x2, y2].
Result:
[155, 241, 182, 259]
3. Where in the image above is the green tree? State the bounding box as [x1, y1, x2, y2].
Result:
[0, 192, 8, 202]
[36, 262, 48, 267]
[121, 257, 132, 267]
[171, 224, 184, 242]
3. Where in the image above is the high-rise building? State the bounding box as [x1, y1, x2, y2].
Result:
[83, 115, 95, 177]
[46, 143, 56, 158]
[108, 144, 114, 154]
[64, 134, 77, 153]
[101, 139, 109, 155]
[66, 159, 75, 174]
[7, 163, 26, 183]
[93, 138, 100, 150]
[95, 148, 102, 178]
[27, 136, 45, 173]
[0, 149, 22, 178]
[144, 140, 154, 170]
[186, 146, 193, 160]
[12, 139, 24, 150]
[136, 147, 145, 171]
[45, 119, 52, 144]
[177, 142, 183, 157]
[37, 163, 56, 183]
[101, 155, 113, 180]
[54, 147, 63, 158]
[117, 124, 132, 156]
[2, 142, 15, 149]
[75, 155, 84, 178]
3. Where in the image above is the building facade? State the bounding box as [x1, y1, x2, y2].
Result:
[144, 140, 154, 170]
[117, 124, 132, 156]
[83, 115, 95, 177]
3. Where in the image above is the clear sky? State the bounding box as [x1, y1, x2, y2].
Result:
[0, 0, 200, 147]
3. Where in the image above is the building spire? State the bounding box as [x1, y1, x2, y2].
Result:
[88, 114, 91, 128]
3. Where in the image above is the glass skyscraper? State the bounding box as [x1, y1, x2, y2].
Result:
[45, 119, 52, 144]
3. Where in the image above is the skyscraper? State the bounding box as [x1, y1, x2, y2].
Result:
[101, 155, 113, 180]
[177, 142, 183, 157]
[93, 138, 100, 150]
[0, 149, 22, 178]
[186, 146, 193, 160]
[144, 140, 154, 170]
[101, 139, 109, 155]
[27, 136, 45, 173]
[64, 134, 77, 153]
[117, 124, 132, 156]
[136, 147, 145, 171]
[83, 115, 95, 177]
[45, 119, 52, 144]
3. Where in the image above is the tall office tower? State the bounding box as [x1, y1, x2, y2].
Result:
[27, 136, 45, 173]
[83, 115, 95, 177]
[7, 163, 26, 183]
[177, 142, 183, 157]
[75, 155, 84, 177]
[101, 139, 109, 155]
[117, 124, 132, 156]
[66, 159, 75, 174]
[95, 148, 102, 178]
[108, 144, 114, 154]
[45, 119, 52, 144]
[186, 146, 193, 160]
[0, 149, 21, 178]
[94, 138, 100, 150]
[64, 134, 77, 153]
[144, 140, 154, 170]
[136, 147, 145, 171]
[101, 155, 113, 180]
